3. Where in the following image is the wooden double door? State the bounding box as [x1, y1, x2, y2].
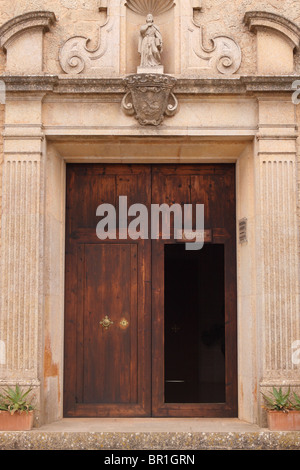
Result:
[64, 164, 237, 417]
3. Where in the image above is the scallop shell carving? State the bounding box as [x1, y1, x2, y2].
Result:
[125, 0, 175, 16]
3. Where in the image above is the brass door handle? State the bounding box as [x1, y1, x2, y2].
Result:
[119, 318, 129, 329]
[100, 316, 114, 330]
[99, 316, 129, 330]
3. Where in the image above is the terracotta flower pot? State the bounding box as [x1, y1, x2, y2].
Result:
[0, 410, 34, 431]
[267, 410, 300, 431]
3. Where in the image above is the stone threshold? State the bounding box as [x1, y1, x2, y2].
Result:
[0, 419, 299, 450]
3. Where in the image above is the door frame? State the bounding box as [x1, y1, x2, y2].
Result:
[43, 137, 258, 424]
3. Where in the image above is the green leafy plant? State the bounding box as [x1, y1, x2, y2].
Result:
[261, 387, 291, 412]
[0, 384, 34, 415]
[291, 392, 300, 411]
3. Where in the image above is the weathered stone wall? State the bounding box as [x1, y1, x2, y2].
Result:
[0, 103, 4, 253]
[0, 0, 299, 427]
[297, 105, 300, 261]
[0, 0, 299, 75]
[0, 43, 4, 255]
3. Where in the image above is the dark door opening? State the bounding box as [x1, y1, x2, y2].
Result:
[164, 243, 225, 404]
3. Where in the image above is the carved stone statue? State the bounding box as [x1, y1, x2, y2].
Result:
[138, 14, 163, 72]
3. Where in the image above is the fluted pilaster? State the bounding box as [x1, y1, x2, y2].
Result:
[0, 155, 42, 378]
[259, 155, 300, 376]
[256, 98, 300, 402]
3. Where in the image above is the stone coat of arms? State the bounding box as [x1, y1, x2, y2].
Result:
[122, 74, 178, 126]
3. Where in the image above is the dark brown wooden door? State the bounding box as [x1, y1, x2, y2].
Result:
[64, 165, 151, 417]
[64, 164, 237, 417]
[151, 165, 237, 417]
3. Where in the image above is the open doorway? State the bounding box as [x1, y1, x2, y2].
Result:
[164, 243, 226, 404]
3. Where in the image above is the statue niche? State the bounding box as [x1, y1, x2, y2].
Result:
[122, 0, 178, 126]
[125, 0, 175, 74]
[138, 14, 164, 73]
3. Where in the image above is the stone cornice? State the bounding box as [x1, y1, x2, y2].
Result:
[0, 74, 299, 95]
[244, 11, 300, 49]
[0, 11, 56, 51]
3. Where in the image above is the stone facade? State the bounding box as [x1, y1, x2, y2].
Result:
[1, 0, 300, 76]
[0, 0, 299, 428]
[0, 103, 4, 251]
[297, 106, 300, 259]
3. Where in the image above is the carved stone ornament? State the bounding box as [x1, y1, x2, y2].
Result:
[59, 17, 115, 75]
[125, 0, 175, 16]
[122, 74, 178, 126]
[188, 21, 242, 75]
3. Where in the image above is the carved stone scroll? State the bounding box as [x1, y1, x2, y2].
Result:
[59, 17, 118, 75]
[188, 23, 242, 75]
[122, 74, 178, 126]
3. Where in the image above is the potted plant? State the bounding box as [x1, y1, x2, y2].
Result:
[262, 387, 300, 431]
[0, 384, 35, 431]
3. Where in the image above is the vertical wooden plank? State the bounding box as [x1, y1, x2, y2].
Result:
[64, 167, 78, 415]
[190, 175, 211, 230]
[83, 244, 135, 404]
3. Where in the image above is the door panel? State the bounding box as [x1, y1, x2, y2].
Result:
[151, 165, 237, 417]
[82, 243, 138, 404]
[64, 165, 151, 417]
